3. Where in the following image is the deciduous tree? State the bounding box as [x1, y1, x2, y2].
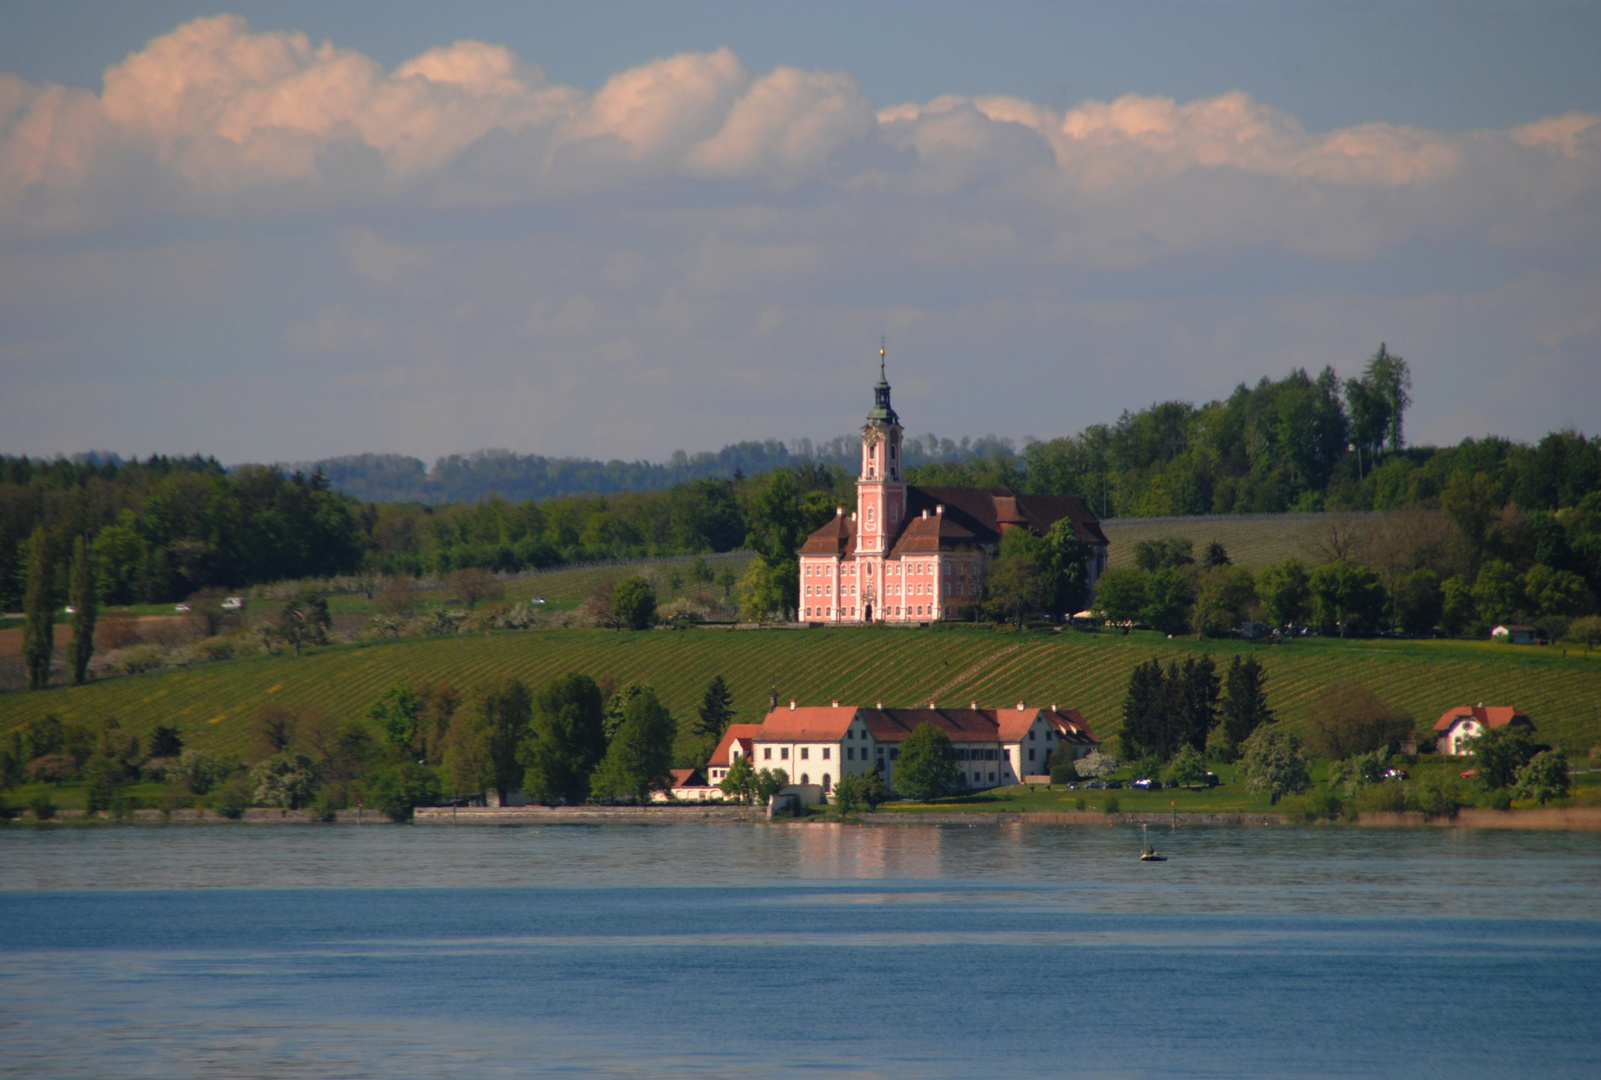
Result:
[520, 674, 605, 805]
[893, 723, 961, 801]
[590, 687, 677, 803]
[1238, 726, 1311, 804]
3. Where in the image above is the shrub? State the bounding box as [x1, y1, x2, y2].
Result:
[196, 638, 237, 662]
[172, 751, 233, 796]
[1354, 783, 1406, 815]
[250, 754, 319, 810]
[30, 795, 56, 820]
[1407, 772, 1470, 819]
[1513, 750, 1570, 805]
[364, 762, 441, 822]
[211, 774, 254, 819]
[1074, 796, 1087, 811]
[833, 773, 864, 814]
[117, 645, 167, 675]
[1104, 796, 1120, 814]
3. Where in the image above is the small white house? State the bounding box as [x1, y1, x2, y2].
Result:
[1491, 624, 1538, 645]
[1434, 704, 1534, 756]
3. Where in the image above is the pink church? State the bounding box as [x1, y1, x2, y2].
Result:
[798, 348, 1109, 624]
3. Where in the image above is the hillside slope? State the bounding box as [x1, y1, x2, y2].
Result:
[3, 627, 1597, 760]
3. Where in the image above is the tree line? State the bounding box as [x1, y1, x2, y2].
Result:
[5, 348, 1597, 628]
[0, 672, 754, 820]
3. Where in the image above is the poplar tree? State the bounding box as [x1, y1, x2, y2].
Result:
[22, 528, 55, 690]
[69, 536, 97, 685]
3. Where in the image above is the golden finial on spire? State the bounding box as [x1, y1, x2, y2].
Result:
[879, 336, 886, 381]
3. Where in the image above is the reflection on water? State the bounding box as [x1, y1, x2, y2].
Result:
[2, 823, 1600, 1079]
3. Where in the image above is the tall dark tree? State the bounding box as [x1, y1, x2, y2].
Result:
[22, 527, 55, 691]
[1179, 655, 1221, 753]
[694, 675, 736, 740]
[1119, 659, 1166, 762]
[68, 536, 97, 685]
[1215, 655, 1274, 759]
[520, 673, 607, 805]
[465, 677, 534, 805]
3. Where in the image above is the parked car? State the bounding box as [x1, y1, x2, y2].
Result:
[1202, 772, 1220, 788]
[221, 596, 245, 611]
[1383, 768, 1409, 781]
[1105, 780, 1124, 790]
[1084, 781, 1108, 790]
[1131, 777, 1160, 790]
[174, 603, 191, 612]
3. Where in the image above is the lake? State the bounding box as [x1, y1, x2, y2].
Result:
[2, 822, 1599, 1079]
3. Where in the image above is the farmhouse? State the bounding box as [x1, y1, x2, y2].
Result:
[728, 700, 1101, 799]
[1434, 704, 1534, 756]
[797, 346, 1108, 624]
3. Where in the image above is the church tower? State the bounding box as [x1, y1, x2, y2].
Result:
[857, 341, 906, 559]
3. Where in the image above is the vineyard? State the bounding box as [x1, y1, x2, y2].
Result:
[3, 624, 1598, 760]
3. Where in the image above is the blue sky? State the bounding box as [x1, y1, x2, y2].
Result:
[1, 2, 1598, 463]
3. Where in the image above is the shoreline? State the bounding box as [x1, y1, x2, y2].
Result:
[9, 805, 1601, 830]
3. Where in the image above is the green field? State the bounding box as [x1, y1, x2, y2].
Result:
[1103, 512, 1374, 570]
[4, 622, 1599, 762]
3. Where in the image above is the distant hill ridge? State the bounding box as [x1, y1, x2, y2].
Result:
[296, 435, 1018, 505]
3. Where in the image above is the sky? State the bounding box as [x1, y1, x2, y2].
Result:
[1, 1, 1598, 465]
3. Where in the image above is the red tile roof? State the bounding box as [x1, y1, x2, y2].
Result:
[755, 706, 860, 742]
[1433, 705, 1532, 732]
[707, 723, 764, 767]
[859, 707, 1003, 743]
[669, 768, 710, 789]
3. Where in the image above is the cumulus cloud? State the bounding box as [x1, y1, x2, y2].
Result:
[0, 15, 1598, 461]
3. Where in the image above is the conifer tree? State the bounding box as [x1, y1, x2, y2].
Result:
[1216, 656, 1274, 760]
[694, 675, 736, 739]
[22, 528, 55, 690]
[68, 536, 97, 685]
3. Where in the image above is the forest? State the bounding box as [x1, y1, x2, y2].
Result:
[3, 349, 1598, 625]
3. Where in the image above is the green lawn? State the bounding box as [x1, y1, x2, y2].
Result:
[4, 621, 1599, 762]
[1104, 512, 1373, 571]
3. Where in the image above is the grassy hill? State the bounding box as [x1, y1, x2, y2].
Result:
[1103, 512, 1374, 570]
[4, 624, 1599, 761]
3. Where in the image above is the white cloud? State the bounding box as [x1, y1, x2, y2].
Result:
[0, 16, 1598, 462]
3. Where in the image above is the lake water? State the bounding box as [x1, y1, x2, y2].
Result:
[2, 822, 1599, 1079]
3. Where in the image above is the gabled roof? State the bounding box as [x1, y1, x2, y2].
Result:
[708, 723, 764, 767]
[1044, 707, 1100, 746]
[1433, 705, 1532, 733]
[799, 510, 856, 557]
[669, 768, 710, 789]
[755, 706, 861, 742]
[889, 510, 979, 555]
[860, 707, 1002, 743]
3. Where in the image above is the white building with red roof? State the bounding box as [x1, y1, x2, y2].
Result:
[732, 699, 1100, 799]
[797, 345, 1108, 624]
[1434, 704, 1534, 756]
[705, 723, 764, 786]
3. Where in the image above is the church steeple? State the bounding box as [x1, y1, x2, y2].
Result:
[867, 338, 898, 424]
[857, 340, 906, 556]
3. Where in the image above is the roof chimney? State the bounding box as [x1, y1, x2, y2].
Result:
[769, 689, 778, 710]
[790, 700, 797, 710]
[875, 701, 883, 709]
[929, 699, 937, 709]
[1050, 703, 1057, 712]
[836, 506, 844, 516]
[970, 701, 978, 710]
[831, 699, 840, 708]
[1016, 701, 1025, 711]
[936, 504, 944, 515]
[922, 508, 929, 519]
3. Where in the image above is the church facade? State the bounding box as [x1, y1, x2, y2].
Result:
[797, 349, 1109, 624]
